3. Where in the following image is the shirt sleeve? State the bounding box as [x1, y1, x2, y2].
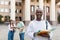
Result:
[25, 22, 34, 39]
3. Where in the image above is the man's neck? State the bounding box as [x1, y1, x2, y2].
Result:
[36, 18, 41, 21]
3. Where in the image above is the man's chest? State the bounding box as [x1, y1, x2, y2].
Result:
[32, 21, 47, 32]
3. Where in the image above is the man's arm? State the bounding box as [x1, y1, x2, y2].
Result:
[25, 22, 35, 39]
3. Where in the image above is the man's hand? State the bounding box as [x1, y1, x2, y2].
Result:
[37, 31, 50, 37]
[34, 32, 37, 37]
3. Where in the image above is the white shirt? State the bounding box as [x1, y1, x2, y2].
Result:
[26, 20, 53, 40]
[17, 21, 25, 33]
[8, 24, 16, 31]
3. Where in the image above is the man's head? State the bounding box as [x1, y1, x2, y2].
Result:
[16, 18, 20, 24]
[9, 20, 14, 24]
[36, 9, 43, 20]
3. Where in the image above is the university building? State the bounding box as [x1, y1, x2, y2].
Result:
[0, 0, 60, 25]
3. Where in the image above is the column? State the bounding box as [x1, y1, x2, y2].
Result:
[39, 0, 43, 10]
[10, 0, 15, 21]
[50, 0, 56, 25]
[25, 0, 30, 25]
[39, 0, 44, 20]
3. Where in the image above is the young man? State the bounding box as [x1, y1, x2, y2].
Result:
[26, 9, 53, 40]
[16, 19, 25, 40]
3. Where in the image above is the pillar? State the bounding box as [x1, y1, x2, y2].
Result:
[10, 0, 15, 21]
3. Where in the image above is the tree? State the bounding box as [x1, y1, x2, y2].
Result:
[0, 15, 3, 23]
[5, 16, 10, 22]
[58, 15, 60, 23]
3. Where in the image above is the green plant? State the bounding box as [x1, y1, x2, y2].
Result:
[0, 15, 3, 22]
[5, 16, 10, 22]
[58, 15, 60, 23]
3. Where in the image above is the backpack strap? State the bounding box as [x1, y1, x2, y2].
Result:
[46, 20, 48, 30]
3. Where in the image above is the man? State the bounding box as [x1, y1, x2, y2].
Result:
[26, 9, 53, 40]
[16, 18, 25, 40]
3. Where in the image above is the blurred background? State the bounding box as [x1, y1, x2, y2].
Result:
[0, 0, 60, 40]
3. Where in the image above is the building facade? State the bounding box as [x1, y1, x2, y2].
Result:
[0, 0, 60, 25]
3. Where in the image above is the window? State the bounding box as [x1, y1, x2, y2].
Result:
[31, 5, 35, 13]
[37, 6, 39, 9]
[15, 2, 22, 6]
[19, 17, 22, 21]
[22, 0, 24, 3]
[0, 1, 4, 5]
[5, 1, 9, 5]
[19, 2, 21, 6]
[31, 0, 34, 2]
[31, 15, 35, 21]
[0, 8, 4, 12]
[46, 6, 50, 13]
[31, 6, 34, 12]
[46, 0, 49, 3]
[4, 9, 9, 12]
[46, 6, 49, 13]
[19, 10, 22, 13]
[9, 9, 11, 13]
[43, 6, 50, 13]
[15, 9, 19, 13]
[15, 9, 17, 13]
[0, 1, 9, 5]
[9, 1, 10, 5]
[37, 0, 39, 2]
[17, 9, 19, 13]
[15, 2, 18, 6]
[0, 8, 10, 12]
[15, 17, 22, 21]
[59, 5, 60, 8]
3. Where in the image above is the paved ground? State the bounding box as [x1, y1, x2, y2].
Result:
[0, 24, 60, 40]
[0, 24, 31, 40]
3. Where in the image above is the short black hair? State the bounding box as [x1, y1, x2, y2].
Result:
[36, 9, 43, 13]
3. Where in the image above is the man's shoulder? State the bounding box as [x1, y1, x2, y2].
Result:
[41, 20, 48, 22]
[30, 20, 35, 23]
[30, 20, 45, 23]
[29, 20, 35, 25]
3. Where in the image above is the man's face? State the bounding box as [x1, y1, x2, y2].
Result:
[36, 9, 43, 19]
[10, 20, 14, 24]
[16, 20, 19, 24]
